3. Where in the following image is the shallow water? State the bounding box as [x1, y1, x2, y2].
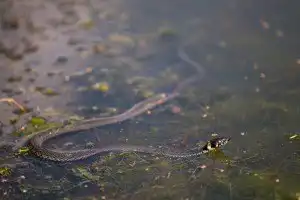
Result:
[0, 0, 300, 199]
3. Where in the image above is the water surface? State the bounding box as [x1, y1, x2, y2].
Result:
[0, 0, 300, 199]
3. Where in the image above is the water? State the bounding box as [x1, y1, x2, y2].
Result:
[0, 0, 300, 199]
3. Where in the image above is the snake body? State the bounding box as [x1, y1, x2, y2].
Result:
[18, 48, 230, 162]
[26, 92, 230, 162]
[27, 93, 177, 162]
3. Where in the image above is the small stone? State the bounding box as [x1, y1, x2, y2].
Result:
[67, 37, 82, 45]
[47, 72, 56, 77]
[2, 88, 14, 94]
[55, 56, 68, 64]
[7, 76, 22, 83]
[2, 13, 19, 30]
[24, 67, 32, 73]
[28, 78, 36, 82]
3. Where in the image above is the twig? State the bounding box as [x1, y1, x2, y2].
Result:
[0, 98, 26, 112]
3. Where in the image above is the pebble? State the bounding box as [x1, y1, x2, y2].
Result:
[67, 37, 82, 45]
[55, 56, 68, 64]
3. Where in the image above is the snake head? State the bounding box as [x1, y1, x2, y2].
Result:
[201, 136, 231, 152]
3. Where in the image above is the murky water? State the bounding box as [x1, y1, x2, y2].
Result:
[0, 0, 300, 199]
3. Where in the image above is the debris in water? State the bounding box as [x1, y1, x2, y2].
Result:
[92, 82, 110, 92]
[0, 98, 26, 112]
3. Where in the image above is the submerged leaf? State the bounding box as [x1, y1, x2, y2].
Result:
[92, 82, 110, 92]
[0, 167, 12, 176]
[289, 134, 299, 140]
[18, 147, 30, 155]
[30, 117, 46, 126]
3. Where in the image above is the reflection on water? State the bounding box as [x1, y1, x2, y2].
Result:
[1, 0, 300, 199]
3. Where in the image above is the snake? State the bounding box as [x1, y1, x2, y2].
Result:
[15, 48, 230, 162]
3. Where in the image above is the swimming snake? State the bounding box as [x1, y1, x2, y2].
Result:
[15, 48, 230, 162]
